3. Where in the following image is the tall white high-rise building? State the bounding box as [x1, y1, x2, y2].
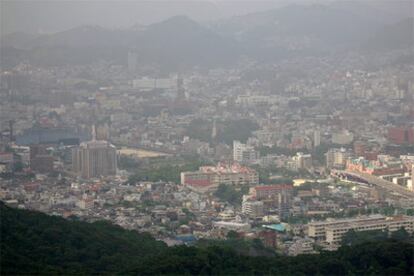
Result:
[313, 130, 321, 147]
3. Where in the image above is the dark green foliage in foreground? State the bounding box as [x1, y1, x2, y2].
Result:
[1, 202, 413, 275]
[342, 228, 413, 247]
[0, 203, 166, 275]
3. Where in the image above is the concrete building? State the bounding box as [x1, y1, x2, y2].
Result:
[212, 221, 251, 232]
[278, 190, 291, 219]
[248, 185, 293, 219]
[242, 200, 264, 218]
[293, 152, 312, 170]
[313, 130, 321, 148]
[72, 127, 117, 179]
[252, 184, 293, 200]
[308, 215, 414, 244]
[388, 126, 414, 145]
[288, 238, 316, 256]
[308, 215, 385, 240]
[346, 156, 404, 177]
[233, 140, 258, 164]
[326, 148, 351, 169]
[181, 162, 258, 191]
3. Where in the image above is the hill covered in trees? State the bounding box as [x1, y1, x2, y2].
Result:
[1, 202, 413, 275]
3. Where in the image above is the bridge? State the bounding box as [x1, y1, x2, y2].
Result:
[331, 170, 414, 199]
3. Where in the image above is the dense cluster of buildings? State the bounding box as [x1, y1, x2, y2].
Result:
[1, 34, 413, 255]
[242, 184, 293, 219]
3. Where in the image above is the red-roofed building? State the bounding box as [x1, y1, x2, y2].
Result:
[181, 162, 258, 191]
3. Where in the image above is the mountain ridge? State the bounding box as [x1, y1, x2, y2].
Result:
[1, 4, 412, 69]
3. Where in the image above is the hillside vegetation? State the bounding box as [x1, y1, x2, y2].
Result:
[1, 202, 413, 275]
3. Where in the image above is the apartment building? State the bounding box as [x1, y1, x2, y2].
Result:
[308, 215, 414, 244]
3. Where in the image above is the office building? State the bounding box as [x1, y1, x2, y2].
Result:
[72, 126, 117, 179]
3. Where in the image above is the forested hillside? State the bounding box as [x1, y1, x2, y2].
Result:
[1, 202, 413, 275]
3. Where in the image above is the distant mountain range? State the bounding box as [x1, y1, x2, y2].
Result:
[1, 3, 412, 70]
[364, 18, 414, 51]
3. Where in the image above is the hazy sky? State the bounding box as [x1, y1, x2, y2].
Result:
[1, 0, 411, 36]
[1, 0, 325, 35]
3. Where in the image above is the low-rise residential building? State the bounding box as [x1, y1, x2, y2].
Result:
[242, 200, 264, 218]
[288, 238, 316, 256]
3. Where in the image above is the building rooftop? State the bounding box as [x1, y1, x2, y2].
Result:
[255, 185, 293, 191]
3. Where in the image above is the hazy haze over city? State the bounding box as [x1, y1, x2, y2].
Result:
[1, 0, 414, 275]
[2, 0, 412, 34]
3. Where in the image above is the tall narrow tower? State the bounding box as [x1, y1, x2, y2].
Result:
[211, 119, 217, 142]
[8, 120, 14, 142]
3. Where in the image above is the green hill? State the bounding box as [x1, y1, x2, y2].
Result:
[0, 202, 166, 274]
[1, 202, 413, 275]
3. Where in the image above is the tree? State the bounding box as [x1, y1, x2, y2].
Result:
[214, 184, 248, 206]
[185, 118, 259, 145]
[342, 229, 388, 246]
[13, 161, 24, 172]
[391, 228, 410, 241]
[2, 202, 414, 275]
[227, 231, 239, 239]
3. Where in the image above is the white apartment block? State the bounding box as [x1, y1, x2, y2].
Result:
[308, 215, 414, 244]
